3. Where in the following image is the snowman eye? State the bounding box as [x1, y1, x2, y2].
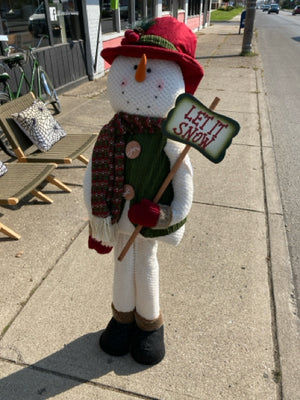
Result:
[133, 65, 138, 70]
[147, 68, 152, 73]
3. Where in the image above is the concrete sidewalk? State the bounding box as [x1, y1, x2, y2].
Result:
[0, 18, 299, 399]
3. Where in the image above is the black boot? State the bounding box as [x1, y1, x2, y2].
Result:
[131, 324, 165, 365]
[131, 311, 165, 365]
[99, 317, 135, 356]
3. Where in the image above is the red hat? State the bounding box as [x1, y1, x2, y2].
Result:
[101, 16, 204, 94]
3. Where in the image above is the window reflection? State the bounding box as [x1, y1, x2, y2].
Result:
[55, 0, 83, 43]
[101, 0, 154, 35]
[162, 0, 171, 12]
[0, 0, 83, 50]
[28, 2, 60, 38]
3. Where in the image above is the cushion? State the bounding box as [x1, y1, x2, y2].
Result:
[12, 100, 66, 152]
[0, 161, 8, 177]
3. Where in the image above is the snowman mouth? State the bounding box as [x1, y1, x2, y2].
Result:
[122, 90, 154, 112]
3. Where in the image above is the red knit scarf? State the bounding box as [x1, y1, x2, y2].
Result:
[91, 112, 164, 224]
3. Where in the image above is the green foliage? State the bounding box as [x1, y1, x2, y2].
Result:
[211, 7, 244, 21]
[218, 5, 234, 11]
[281, 0, 300, 8]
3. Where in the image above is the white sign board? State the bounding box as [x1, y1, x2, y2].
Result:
[49, 7, 58, 21]
[163, 94, 240, 163]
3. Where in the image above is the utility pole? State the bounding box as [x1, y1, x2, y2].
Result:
[241, 0, 257, 55]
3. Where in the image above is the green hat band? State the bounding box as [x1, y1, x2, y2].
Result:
[137, 35, 178, 52]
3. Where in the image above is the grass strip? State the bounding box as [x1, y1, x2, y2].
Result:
[211, 7, 244, 21]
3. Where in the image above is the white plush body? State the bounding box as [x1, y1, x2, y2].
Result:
[84, 56, 193, 320]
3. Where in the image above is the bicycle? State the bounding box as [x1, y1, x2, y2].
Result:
[0, 36, 61, 156]
[0, 36, 61, 113]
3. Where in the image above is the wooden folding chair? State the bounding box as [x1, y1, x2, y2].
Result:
[0, 162, 57, 239]
[0, 222, 21, 240]
[0, 92, 97, 192]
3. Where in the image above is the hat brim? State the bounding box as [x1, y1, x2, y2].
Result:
[101, 45, 204, 95]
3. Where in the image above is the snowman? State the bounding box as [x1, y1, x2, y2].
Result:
[84, 16, 204, 365]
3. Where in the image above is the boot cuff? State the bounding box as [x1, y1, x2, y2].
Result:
[112, 303, 135, 324]
[135, 311, 163, 331]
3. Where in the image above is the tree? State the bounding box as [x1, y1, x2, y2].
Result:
[241, 0, 257, 55]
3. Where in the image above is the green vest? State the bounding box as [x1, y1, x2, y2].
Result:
[124, 131, 186, 238]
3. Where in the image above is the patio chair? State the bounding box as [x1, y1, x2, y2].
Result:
[0, 222, 21, 240]
[0, 92, 97, 192]
[0, 162, 57, 239]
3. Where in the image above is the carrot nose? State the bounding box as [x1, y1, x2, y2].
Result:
[135, 54, 147, 82]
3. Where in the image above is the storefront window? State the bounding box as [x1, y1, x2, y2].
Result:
[101, 0, 154, 35]
[100, 0, 115, 34]
[188, 0, 201, 15]
[162, 0, 171, 12]
[53, 0, 83, 44]
[0, 0, 83, 51]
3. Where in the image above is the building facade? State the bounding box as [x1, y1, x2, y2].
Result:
[0, 1, 211, 93]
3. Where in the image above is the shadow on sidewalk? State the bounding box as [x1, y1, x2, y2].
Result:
[0, 331, 150, 399]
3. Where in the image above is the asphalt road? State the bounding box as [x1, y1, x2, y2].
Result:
[255, 10, 300, 313]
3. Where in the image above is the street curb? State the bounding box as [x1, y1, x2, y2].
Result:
[256, 61, 300, 400]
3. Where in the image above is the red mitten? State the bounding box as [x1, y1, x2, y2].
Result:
[128, 199, 160, 227]
[88, 236, 113, 254]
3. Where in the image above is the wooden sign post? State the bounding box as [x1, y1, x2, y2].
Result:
[118, 96, 240, 261]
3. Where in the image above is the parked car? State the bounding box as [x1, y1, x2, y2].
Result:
[268, 4, 279, 13]
[262, 4, 270, 11]
[292, 5, 300, 15]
